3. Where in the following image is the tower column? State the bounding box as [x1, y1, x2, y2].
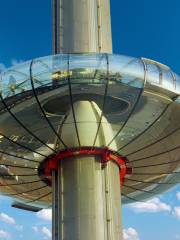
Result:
[51, 0, 121, 238]
[52, 157, 122, 240]
[47, 101, 124, 240]
[53, 0, 113, 54]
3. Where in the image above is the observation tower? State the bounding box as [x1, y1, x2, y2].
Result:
[1, 0, 180, 240]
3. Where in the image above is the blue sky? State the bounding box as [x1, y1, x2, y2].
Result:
[0, 0, 180, 240]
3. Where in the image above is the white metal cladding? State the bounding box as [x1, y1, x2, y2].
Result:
[53, 0, 112, 54]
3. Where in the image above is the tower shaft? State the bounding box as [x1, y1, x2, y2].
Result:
[51, 101, 123, 240]
[53, 0, 112, 54]
[51, 1, 123, 239]
[52, 157, 122, 240]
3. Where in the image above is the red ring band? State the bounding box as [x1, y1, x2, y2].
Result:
[40, 147, 132, 187]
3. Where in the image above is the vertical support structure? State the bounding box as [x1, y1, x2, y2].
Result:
[52, 156, 122, 240]
[53, 0, 113, 54]
[51, 0, 122, 239]
[50, 99, 124, 240]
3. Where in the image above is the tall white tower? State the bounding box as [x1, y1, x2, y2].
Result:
[1, 2, 180, 240]
[52, 1, 122, 240]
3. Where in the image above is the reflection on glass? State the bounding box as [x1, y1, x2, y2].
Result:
[0, 53, 180, 205]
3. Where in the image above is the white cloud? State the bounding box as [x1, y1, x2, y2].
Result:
[174, 206, 180, 219]
[0, 59, 23, 73]
[15, 225, 23, 232]
[11, 59, 23, 66]
[0, 63, 6, 72]
[0, 213, 15, 225]
[32, 226, 39, 232]
[176, 192, 180, 201]
[0, 229, 10, 239]
[123, 227, 139, 240]
[175, 234, 180, 239]
[33, 225, 52, 239]
[37, 209, 52, 221]
[41, 226, 52, 239]
[128, 197, 171, 213]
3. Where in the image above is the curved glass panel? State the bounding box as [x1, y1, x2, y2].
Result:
[0, 53, 180, 206]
